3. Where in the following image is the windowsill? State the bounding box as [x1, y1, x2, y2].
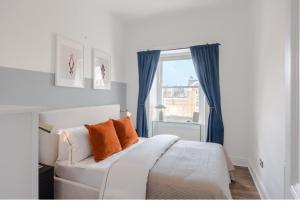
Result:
[151, 119, 204, 141]
[152, 120, 204, 125]
[290, 184, 300, 199]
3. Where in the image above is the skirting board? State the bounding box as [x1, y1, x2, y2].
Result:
[230, 156, 249, 167]
[248, 161, 270, 199]
[230, 156, 270, 199]
[290, 184, 300, 199]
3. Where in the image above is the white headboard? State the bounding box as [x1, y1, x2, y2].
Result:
[39, 105, 120, 166]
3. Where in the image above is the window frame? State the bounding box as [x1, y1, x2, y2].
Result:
[155, 52, 205, 123]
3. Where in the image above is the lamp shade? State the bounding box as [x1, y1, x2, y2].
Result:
[155, 104, 166, 109]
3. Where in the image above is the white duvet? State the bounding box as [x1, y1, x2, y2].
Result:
[56, 135, 232, 199]
[147, 140, 232, 199]
[98, 135, 232, 199]
[100, 135, 179, 199]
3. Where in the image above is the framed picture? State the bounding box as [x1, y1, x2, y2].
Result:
[92, 49, 111, 90]
[55, 35, 84, 88]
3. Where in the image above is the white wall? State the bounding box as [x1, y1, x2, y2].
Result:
[0, 106, 39, 199]
[0, 0, 126, 82]
[1, 0, 296, 199]
[251, 0, 293, 199]
[124, 0, 254, 163]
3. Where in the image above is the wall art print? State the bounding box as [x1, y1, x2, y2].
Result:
[55, 35, 84, 88]
[92, 48, 111, 90]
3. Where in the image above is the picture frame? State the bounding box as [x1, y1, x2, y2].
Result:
[92, 48, 111, 90]
[55, 35, 85, 88]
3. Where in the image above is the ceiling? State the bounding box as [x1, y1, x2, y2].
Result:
[105, 0, 224, 22]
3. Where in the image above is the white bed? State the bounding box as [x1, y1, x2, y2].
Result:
[55, 138, 147, 189]
[39, 105, 233, 200]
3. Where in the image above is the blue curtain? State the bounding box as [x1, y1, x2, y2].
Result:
[190, 44, 224, 145]
[136, 50, 161, 137]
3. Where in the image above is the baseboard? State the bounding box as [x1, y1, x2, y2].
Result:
[230, 156, 249, 167]
[229, 156, 270, 199]
[290, 184, 300, 199]
[248, 161, 270, 199]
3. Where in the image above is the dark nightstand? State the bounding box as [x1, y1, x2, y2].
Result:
[39, 164, 54, 199]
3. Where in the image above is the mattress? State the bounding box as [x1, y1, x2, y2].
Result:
[55, 138, 147, 189]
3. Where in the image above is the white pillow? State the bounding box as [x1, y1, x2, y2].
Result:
[57, 126, 91, 163]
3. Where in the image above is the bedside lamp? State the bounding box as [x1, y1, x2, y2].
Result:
[39, 123, 75, 166]
[56, 130, 74, 166]
[39, 122, 54, 133]
[120, 109, 132, 118]
[155, 104, 166, 121]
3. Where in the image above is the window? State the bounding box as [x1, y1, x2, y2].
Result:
[150, 50, 206, 123]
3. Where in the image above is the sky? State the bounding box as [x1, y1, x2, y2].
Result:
[162, 59, 198, 86]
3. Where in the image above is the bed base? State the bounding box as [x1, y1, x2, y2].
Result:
[54, 176, 99, 199]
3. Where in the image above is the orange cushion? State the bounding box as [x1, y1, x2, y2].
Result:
[85, 120, 122, 162]
[112, 117, 139, 149]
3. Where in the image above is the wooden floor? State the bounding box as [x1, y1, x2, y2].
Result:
[230, 166, 260, 199]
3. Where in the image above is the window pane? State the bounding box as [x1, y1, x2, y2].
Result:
[162, 59, 197, 87]
[161, 59, 200, 122]
[162, 87, 199, 121]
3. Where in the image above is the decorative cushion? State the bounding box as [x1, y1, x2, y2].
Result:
[112, 117, 139, 149]
[85, 120, 122, 162]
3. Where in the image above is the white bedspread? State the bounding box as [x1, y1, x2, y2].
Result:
[57, 135, 232, 199]
[100, 135, 179, 199]
[147, 140, 232, 199]
[99, 135, 232, 199]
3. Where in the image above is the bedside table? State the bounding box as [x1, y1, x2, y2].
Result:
[39, 164, 54, 199]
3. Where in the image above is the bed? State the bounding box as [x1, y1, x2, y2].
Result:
[39, 104, 233, 199]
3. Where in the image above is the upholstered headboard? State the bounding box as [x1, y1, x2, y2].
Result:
[39, 105, 120, 166]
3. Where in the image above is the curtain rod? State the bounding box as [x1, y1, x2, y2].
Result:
[161, 47, 191, 52]
[146, 43, 221, 52]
